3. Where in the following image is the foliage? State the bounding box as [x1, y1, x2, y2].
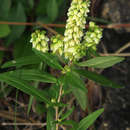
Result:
[0, 0, 125, 129]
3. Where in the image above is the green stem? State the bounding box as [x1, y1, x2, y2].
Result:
[55, 84, 63, 130]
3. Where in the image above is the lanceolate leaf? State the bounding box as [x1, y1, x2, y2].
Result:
[0, 24, 10, 38]
[75, 69, 124, 88]
[65, 71, 87, 110]
[60, 107, 74, 121]
[60, 120, 78, 130]
[8, 69, 57, 83]
[47, 0, 58, 22]
[65, 71, 87, 91]
[33, 48, 63, 70]
[77, 56, 124, 68]
[0, 73, 52, 105]
[2, 55, 41, 68]
[78, 108, 104, 130]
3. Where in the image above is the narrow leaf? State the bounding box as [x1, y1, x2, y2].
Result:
[60, 107, 74, 121]
[77, 56, 124, 68]
[0, 73, 52, 105]
[78, 108, 104, 130]
[73, 88, 87, 110]
[9, 69, 57, 83]
[75, 69, 124, 88]
[2, 55, 41, 68]
[33, 49, 63, 70]
[6, 2, 26, 45]
[0, 24, 10, 38]
[65, 71, 87, 91]
[47, 0, 58, 22]
[60, 120, 78, 130]
[65, 71, 87, 110]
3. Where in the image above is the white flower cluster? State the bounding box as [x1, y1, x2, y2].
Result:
[30, 0, 103, 64]
[30, 30, 49, 52]
[51, 35, 63, 56]
[83, 22, 102, 50]
[63, 0, 90, 61]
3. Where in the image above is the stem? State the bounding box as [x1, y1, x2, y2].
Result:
[55, 85, 63, 130]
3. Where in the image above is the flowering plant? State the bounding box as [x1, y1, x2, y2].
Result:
[0, 0, 124, 129]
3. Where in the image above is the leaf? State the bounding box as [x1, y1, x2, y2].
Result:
[0, 24, 10, 38]
[47, 107, 55, 130]
[13, 34, 33, 58]
[65, 71, 87, 91]
[75, 69, 124, 88]
[9, 69, 57, 83]
[6, 2, 26, 45]
[60, 120, 78, 130]
[65, 71, 87, 110]
[2, 55, 41, 68]
[78, 108, 104, 130]
[60, 107, 74, 121]
[0, 73, 52, 105]
[28, 0, 34, 9]
[33, 48, 63, 70]
[77, 56, 125, 68]
[73, 88, 87, 110]
[36, 0, 48, 15]
[35, 103, 46, 115]
[0, 0, 11, 19]
[47, 0, 58, 22]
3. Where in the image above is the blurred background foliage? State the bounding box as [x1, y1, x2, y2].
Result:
[0, 0, 68, 108]
[0, 0, 67, 61]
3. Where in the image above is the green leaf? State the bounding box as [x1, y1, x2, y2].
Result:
[60, 120, 78, 130]
[0, 0, 11, 19]
[73, 88, 87, 111]
[13, 34, 33, 58]
[77, 56, 125, 68]
[33, 49, 63, 70]
[0, 73, 52, 105]
[65, 71, 87, 91]
[47, 0, 58, 22]
[60, 106, 74, 121]
[65, 71, 87, 110]
[47, 107, 55, 130]
[75, 69, 124, 88]
[36, 0, 48, 16]
[35, 103, 46, 115]
[0, 24, 10, 38]
[9, 69, 57, 83]
[28, 0, 34, 9]
[78, 108, 104, 130]
[2, 55, 41, 68]
[6, 2, 26, 45]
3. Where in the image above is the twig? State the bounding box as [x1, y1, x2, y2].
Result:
[1, 21, 130, 29]
[0, 111, 30, 123]
[100, 53, 130, 57]
[37, 22, 59, 35]
[60, 125, 66, 130]
[55, 85, 63, 130]
[101, 42, 108, 53]
[1, 122, 46, 126]
[115, 42, 130, 54]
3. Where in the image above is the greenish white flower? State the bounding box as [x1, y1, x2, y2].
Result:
[63, 0, 90, 61]
[83, 22, 102, 49]
[50, 35, 64, 56]
[30, 30, 49, 52]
